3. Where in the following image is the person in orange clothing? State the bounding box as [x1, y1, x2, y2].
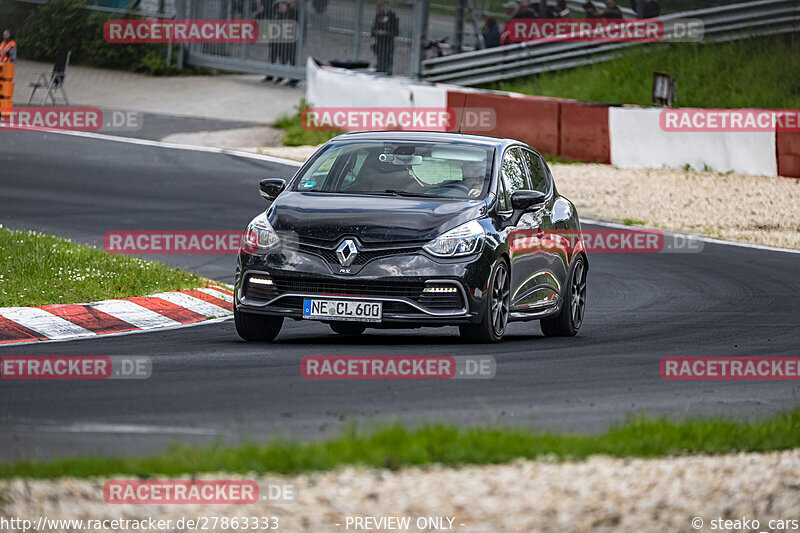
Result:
[0, 30, 16, 63]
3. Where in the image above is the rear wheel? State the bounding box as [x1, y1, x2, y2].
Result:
[460, 260, 510, 343]
[329, 323, 367, 336]
[234, 306, 283, 341]
[540, 255, 586, 337]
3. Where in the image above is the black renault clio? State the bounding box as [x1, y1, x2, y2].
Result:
[234, 131, 588, 343]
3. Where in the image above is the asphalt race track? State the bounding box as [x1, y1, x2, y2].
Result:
[1, 130, 799, 460]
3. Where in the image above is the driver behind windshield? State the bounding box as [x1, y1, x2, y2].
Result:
[355, 153, 426, 193]
[461, 160, 486, 199]
[357, 151, 486, 199]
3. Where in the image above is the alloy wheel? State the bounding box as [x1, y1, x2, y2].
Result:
[570, 260, 587, 329]
[491, 263, 510, 336]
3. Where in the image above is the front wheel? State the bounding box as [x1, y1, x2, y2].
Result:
[460, 260, 510, 343]
[540, 255, 587, 337]
[234, 306, 283, 341]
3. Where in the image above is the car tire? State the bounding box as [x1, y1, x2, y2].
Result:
[540, 255, 587, 337]
[234, 306, 283, 341]
[329, 323, 367, 335]
[460, 260, 510, 343]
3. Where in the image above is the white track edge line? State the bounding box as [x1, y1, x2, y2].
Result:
[38, 129, 304, 167]
[583, 218, 800, 255]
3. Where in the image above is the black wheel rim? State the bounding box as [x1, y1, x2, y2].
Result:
[570, 260, 586, 329]
[491, 263, 510, 336]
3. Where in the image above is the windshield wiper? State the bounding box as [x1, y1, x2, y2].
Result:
[380, 189, 439, 198]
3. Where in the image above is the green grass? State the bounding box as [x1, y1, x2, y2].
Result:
[3, 410, 799, 478]
[0, 227, 207, 307]
[622, 218, 646, 226]
[487, 35, 800, 109]
[543, 153, 597, 165]
[274, 99, 342, 147]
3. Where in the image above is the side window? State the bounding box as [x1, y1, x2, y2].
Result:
[499, 148, 526, 211]
[341, 149, 369, 189]
[541, 157, 554, 182]
[296, 146, 342, 191]
[520, 149, 548, 194]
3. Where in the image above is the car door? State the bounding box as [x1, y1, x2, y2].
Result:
[537, 154, 574, 290]
[509, 146, 565, 312]
[499, 146, 559, 313]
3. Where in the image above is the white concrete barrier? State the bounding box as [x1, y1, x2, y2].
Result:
[609, 107, 777, 176]
[305, 65, 783, 177]
[305, 57, 446, 109]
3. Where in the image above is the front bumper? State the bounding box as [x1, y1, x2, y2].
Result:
[234, 245, 492, 325]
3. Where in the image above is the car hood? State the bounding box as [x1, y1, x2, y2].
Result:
[268, 191, 485, 243]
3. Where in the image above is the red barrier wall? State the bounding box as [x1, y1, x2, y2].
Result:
[777, 131, 800, 178]
[447, 90, 565, 156]
[559, 102, 610, 163]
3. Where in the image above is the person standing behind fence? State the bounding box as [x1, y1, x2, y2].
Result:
[481, 15, 500, 48]
[0, 30, 16, 63]
[371, 2, 399, 75]
[599, 0, 623, 18]
[269, 0, 296, 85]
[632, 0, 660, 18]
[282, 0, 300, 86]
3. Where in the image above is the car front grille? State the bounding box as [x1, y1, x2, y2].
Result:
[296, 242, 422, 266]
[271, 275, 425, 299]
[243, 273, 467, 313]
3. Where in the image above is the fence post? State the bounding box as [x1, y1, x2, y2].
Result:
[159, 0, 169, 69]
[295, 0, 307, 74]
[454, 0, 464, 53]
[410, 0, 428, 79]
[353, 0, 364, 59]
[175, 0, 185, 69]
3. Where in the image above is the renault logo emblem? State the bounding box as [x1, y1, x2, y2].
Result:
[336, 239, 358, 267]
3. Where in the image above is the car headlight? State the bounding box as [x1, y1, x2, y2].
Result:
[242, 211, 280, 253]
[423, 219, 484, 257]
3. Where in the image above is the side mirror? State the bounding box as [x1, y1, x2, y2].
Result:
[511, 190, 546, 211]
[259, 178, 286, 201]
[504, 190, 546, 228]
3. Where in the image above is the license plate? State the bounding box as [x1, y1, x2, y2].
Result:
[303, 299, 382, 322]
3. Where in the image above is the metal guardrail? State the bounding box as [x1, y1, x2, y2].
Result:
[421, 0, 800, 85]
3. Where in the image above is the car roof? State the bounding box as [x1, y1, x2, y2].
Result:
[328, 130, 524, 150]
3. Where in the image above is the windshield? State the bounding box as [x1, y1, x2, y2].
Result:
[293, 141, 494, 200]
